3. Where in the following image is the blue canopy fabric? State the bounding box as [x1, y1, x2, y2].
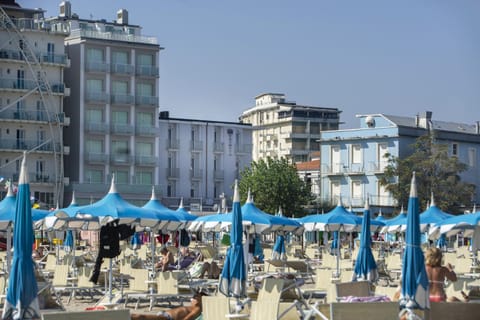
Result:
[2, 153, 40, 320]
[330, 231, 339, 253]
[219, 181, 246, 298]
[353, 199, 378, 282]
[142, 188, 185, 231]
[271, 234, 286, 260]
[384, 209, 407, 233]
[400, 172, 429, 311]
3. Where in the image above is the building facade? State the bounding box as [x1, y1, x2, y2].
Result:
[319, 111, 480, 214]
[158, 112, 252, 211]
[49, 1, 161, 206]
[239, 93, 341, 163]
[0, 0, 70, 208]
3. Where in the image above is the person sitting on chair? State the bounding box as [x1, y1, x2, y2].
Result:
[425, 247, 462, 302]
[155, 246, 174, 272]
[131, 292, 206, 320]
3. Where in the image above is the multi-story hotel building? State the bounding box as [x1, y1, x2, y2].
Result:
[0, 0, 70, 208]
[48, 1, 161, 205]
[239, 93, 341, 163]
[158, 112, 252, 211]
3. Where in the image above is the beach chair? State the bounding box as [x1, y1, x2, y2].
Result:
[50, 264, 76, 305]
[302, 268, 335, 303]
[202, 294, 231, 320]
[286, 260, 315, 283]
[123, 268, 150, 309]
[74, 265, 102, 300]
[329, 302, 398, 320]
[41, 308, 131, 320]
[334, 280, 372, 301]
[148, 270, 193, 310]
[430, 301, 480, 320]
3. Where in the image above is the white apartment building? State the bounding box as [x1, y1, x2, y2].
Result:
[158, 112, 252, 211]
[239, 93, 341, 163]
[48, 1, 161, 206]
[0, 0, 70, 208]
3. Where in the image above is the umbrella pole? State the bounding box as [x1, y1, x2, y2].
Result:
[108, 258, 113, 303]
[6, 226, 11, 271]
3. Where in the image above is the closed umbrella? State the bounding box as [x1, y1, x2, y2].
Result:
[353, 198, 378, 282]
[2, 152, 40, 320]
[400, 172, 429, 315]
[271, 234, 286, 260]
[131, 232, 143, 250]
[63, 229, 74, 253]
[219, 180, 246, 299]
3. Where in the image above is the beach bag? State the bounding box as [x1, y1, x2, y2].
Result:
[221, 233, 230, 246]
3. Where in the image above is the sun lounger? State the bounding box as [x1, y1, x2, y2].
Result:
[41, 308, 130, 320]
[202, 294, 231, 320]
[430, 301, 480, 320]
[329, 302, 398, 320]
[335, 280, 372, 301]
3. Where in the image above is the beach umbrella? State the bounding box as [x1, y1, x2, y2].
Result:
[353, 198, 378, 282]
[383, 207, 407, 234]
[418, 194, 453, 232]
[400, 172, 429, 314]
[219, 180, 246, 298]
[271, 234, 286, 260]
[2, 152, 40, 320]
[142, 187, 184, 231]
[374, 209, 387, 223]
[330, 231, 339, 253]
[130, 232, 143, 250]
[63, 229, 74, 252]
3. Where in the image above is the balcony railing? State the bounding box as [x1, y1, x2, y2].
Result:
[85, 61, 109, 72]
[136, 125, 158, 136]
[214, 170, 224, 180]
[110, 154, 133, 165]
[110, 94, 134, 105]
[166, 167, 180, 179]
[368, 161, 389, 173]
[0, 109, 49, 122]
[69, 29, 158, 45]
[84, 152, 109, 163]
[190, 140, 203, 152]
[0, 139, 61, 152]
[135, 155, 158, 166]
[190, 169, 203, 179]
[135, 95, 158, 106]
[235, 144, 252, 154]
[136, 65, 159, 77]
[84, 121, 109, 134]
[110, 123, 134, 135]
[166, 139, 180, 150]
[110, 63, 134, 75]
[6, 18, 69, 35]
[0, 78, 65, 93]
[0, 49, 69, 66]
[85, 92, 109, 103]
[213, 142, 224, 153]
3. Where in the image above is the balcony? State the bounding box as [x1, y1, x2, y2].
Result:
[213, 142, 224, 153]
[0, 78, 65, 94]
[344, 163, 365, 175]
[166, 167, 180, 179]
[110, 123, 134, 135]
[32, 174, 51, 183]
[166, 139, 180, 150]
[235, 144, 252, 154]
[190, 140, 203, 152]
[110, 154, 133, 165]
[214, 170, 224, 180]
[85, 92, 109, 103]
[135, 155, 158, 166]
[190, 169, 203, 180]
[110, 63, 134, 75]
[0, 108, 48, 122]
[135, 65, 159, 77]
[0, 49, 69, 67]
[85, 152, 109, 164]
[368, 161, 389, 174]
[135, 95, 158, 107]
[85, 121, 108, 134]
[0, 139, 60, 152]
[68, 29, 158, 45]
[321, 163, 346, 176]
[136, 125, 158, 136]
[85, 61, 109, 72]
[110, 94, 134, 105]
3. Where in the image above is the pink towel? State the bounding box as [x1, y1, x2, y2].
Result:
[339, 295, 391, 303]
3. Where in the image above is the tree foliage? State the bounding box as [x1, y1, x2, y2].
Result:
[379, 132, 475, 213]
[238, 157, 313, 217]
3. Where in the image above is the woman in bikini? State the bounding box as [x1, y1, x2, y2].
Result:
[131, 292, 205, 320]
[425, 247, 457, 302]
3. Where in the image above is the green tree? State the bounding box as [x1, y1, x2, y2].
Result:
[238, 157, 313, 217]
[379, 132, 475, 213]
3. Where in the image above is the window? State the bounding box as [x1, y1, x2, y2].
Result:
[136, 83, 153, 96]
[112, 110, 128, 124]
[136, 112, 153, 126]
[452, 143, 458, 156]
[86, 139, 103, 153]
[378, 182, 389, 206]
[137, 53, 153, 66]
[112, 80, 128, 94]
[112, 51, 128, 64]
[351, 180, 362, 202]
[330, 145, 340, 173]
[86, 79, 103, 93]
[330, 180, 341, 203]
[135, 171, 152, 185]
[377, 143, 388, 170]
[37, 130, 46, 145]
[468, 148, 477, 168]
[167, 182, 175, 197]
[87, 48, 103, 62]
[351, 144, 362, 164]
[86, 109, 103, 122]
[136, 142, 153, 156]
[85, 169, 103, 183]
[111, 140, 129, 155]
[114, 170, 129, 184]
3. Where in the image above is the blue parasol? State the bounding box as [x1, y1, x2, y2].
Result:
[330, 231, 339, 254]
[271, 234, 286, 260]
[418, 194, 453, 232]
[353, 198, 378, 282]
[400, 172, 429, 312]
[131, 232, 143, 250]
[219, 180, 246, 298]
[142, 187, 184, 231]
[2, 152, 40, 319]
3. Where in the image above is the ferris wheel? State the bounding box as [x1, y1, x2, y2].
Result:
[0, 6, 66, 207]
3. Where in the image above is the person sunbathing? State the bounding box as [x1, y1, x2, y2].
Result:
[425, 247, 459, 302]
[130, 292, 206, 320]
[155, 247, 175, 272]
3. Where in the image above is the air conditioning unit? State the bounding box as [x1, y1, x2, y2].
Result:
[59, 1, 71, 18]
[63, 145, 70, 154]
[63, 177, 70, 186]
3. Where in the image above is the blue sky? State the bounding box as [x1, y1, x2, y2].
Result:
[21, 0, 480, 128]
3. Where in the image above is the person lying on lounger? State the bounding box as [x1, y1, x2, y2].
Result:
[130, 292, 206, 320]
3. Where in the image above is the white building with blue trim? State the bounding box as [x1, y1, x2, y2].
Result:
[319, 111, 480, 214]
